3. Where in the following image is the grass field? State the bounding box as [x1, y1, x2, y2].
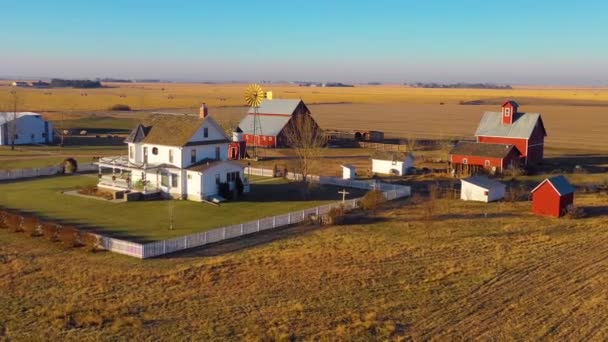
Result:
[1, 193, 608, 340]
[0, 175, 364, 242]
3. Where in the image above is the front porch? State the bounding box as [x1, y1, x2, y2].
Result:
[95, 155, 165, 195]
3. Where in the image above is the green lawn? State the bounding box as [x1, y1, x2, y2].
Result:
[0, 175, 364, 242]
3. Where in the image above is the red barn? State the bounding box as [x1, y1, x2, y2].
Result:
[238, 98, 319, 148]
[449, 141, 521, 174]
[531, 176, 575, 217]
[475, 101, 547, 165]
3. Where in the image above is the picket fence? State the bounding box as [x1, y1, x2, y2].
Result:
[0, 163, 97, 181]
[98, 168, 411, 259]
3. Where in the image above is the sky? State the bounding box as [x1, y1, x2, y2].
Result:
[1, 0, 607, 85]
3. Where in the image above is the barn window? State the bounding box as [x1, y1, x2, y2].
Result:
[152, 147, 159, 155]
[462, 158, 468, 164]
[203, 127, 209, 138]
[269, 136, 273, 141]
[263, 136, 266, 141]
[485, 160, 490, 167]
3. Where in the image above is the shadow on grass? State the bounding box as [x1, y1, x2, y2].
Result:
[581, 205, 608, 218]
[540, 154, 608, 174]
[238, 182, 367, 203]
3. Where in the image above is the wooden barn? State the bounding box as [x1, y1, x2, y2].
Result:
[531, 176, 575, 217]
[475, 101, 547, 165]
[237, 98, 319, 148]
[449, 141, 521, 174]
[460, 175, 506, 202]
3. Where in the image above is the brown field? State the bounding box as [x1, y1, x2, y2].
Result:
[2, 192, 608, 340]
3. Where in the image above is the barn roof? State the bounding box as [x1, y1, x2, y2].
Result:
[371, 150, 413, 161]
[531, 176, 575, 196]
[0, 112, 41, 125]
[449, 142, 519, 159]
[126, 115, 207, 147]
[247, 99, 305, 115]
[461, 175, 505, 190]
[503, 100, 519, 107]
[475, 112, 546, 139]
[238, 114, 292, 136]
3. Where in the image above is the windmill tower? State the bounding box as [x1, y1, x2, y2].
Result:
[244, 84, 267, 160]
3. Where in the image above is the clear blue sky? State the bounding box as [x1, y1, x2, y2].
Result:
[1, 0, 607, 84]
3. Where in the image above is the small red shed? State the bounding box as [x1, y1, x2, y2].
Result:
[531, 176, 575, 217]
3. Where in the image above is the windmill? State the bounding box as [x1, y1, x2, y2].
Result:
[244, 84, 267, 160]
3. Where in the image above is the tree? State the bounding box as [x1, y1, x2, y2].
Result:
[282, 114, 325, 188]
[1, 90, 21, 150]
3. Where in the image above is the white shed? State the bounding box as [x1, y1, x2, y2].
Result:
[341, 164, 356, 180]
[371, 151, 414, 176]
[460, 176, 505, 202]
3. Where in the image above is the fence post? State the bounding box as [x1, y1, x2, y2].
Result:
[222, 227, 226, 240]
[257, 220, 260, 232]
[163, 240, 166, 254]
[288, 214, 291, 225]
[241, 223, 244, 235]
[273, 216, 276, 228]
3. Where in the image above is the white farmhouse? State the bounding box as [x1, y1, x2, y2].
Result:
[460, 175, 505, 202]
[371, 151, 414, 176]
[96, 105, 247, 201]
[0, 112, 54, 146]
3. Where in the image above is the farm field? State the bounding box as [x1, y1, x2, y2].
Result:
[0, 175, 364, 242]
[1, 193, 608, 340]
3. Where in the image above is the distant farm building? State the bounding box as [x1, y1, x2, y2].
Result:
[460, 176, 506, 202]
[325, 130, 384, 143]
[0, 112, 54, 145]
[341, 164, 356, 180]
[228, 127, 247, 160]
[371, 151, 414, 176]
[11, 81, 29, 87]
[475, 101, 547, 165]
[237, 98, 320, 148]
[449, 141, 521, 174]
[531, 176, 575, 217]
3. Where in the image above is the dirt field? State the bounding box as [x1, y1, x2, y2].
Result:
[2, 193, 608, 340]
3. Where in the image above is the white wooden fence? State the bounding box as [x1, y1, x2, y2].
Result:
[0, 163, 97, 181]
[105, 169, 410, 259]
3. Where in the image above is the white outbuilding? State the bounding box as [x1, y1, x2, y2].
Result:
[341, 164, 356, 180]
[460, 175, 506, 202]
[371, 151, 414, 176]
[0, 112, 54, 146]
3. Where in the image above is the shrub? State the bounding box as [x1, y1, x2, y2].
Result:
[58, 226, 80, 248]
[41, 223, 59, 242]
[81, 233, 101, 252]
[565, 206, 587, 219]
[22, 216, 41, 237]
[361, 189, 386, 214]
[326, 206, 346, 225]
[62, 158, 78, 174]
[109, 104, 131, 111]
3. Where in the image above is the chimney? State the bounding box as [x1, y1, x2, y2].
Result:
[199, 102, 209, 118]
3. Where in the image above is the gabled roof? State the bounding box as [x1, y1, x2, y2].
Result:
[461, 175, 505, 190]
[247, 99, 305, 115]
[449, 142, 519, 159]
[503, 100, 519, 107]
[531, 175, 575, 196]
[371, 150, 414, 161]
[475, 112, 546, 139]
[238, 114, 292, 136]
[0, 112, 41, 125]
[124, 124, 149, 143]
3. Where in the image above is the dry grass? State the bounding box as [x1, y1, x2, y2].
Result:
[1, 193, 608, 340]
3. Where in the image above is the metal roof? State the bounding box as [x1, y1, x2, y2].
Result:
[531, 175, 575, 196]
[461, 175, 505, 190]
[449, 141, 518, 159]
[238, 114, 291, 136]
[475, 112, 545, 139]
[0, 112, 41, 125]
[247, 99, 303, 115]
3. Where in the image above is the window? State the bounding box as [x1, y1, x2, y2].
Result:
[262, 136, 266, 141]
[129, 146, 134, 159]
[215, 146, 220, 160]
[187, 174, 192, 180]
[42, 133, 47, 138]
[485, 160, 491, 167]
[171, 173, 178, 187]
[462, 158, 468, 165]
[504, 108, 511, 117]
[269, 136, 273, 142]
[203, 127, 208, 138]
[227, 171, 240, 182]
[152, 147, 158, 155]
[215, 174, 220, 185]
[191, 149, 196, 164]
[161, 173, 169, 187]
[484, 190, 489, 196]
[391, 160, 397, 165]
[169, 149, 174, 163]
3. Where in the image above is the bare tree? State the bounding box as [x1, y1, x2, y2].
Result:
[1, 90, 20, 150]
[282, 114, 325, 187]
